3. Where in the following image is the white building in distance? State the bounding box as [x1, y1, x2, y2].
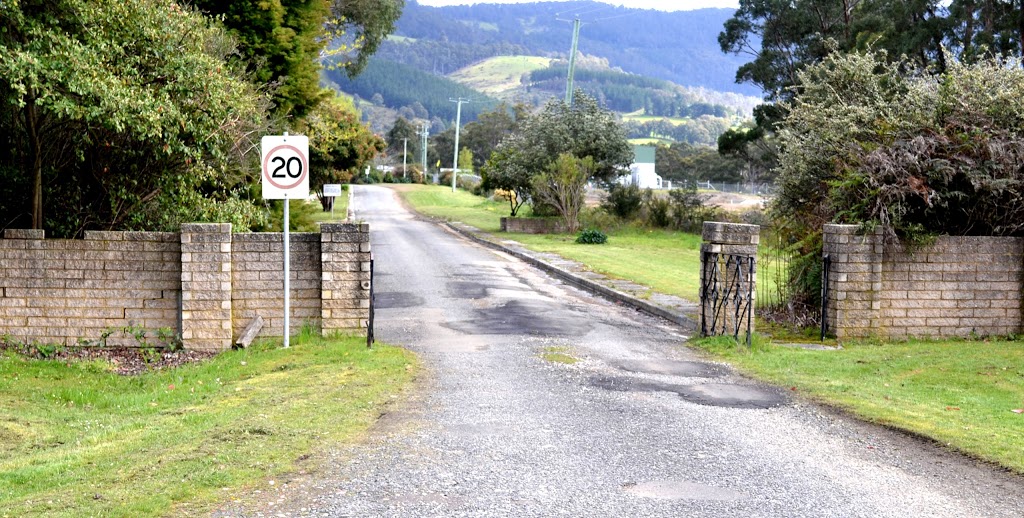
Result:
[618, 145, 662, 189]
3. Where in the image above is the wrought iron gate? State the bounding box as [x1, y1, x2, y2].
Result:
[820, 254, 831, 340]
[700, 251, 755, 347]
[367, 257, 375, 348]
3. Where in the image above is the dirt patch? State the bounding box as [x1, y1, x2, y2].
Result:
[0, 343, 217, 376]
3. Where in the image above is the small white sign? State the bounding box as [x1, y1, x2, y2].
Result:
[261, 135, 309, 199]
[323, 184, 342, 197]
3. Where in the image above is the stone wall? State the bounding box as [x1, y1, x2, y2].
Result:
[824, 224, 1024, 339]
[500, 217, 566, 234]
[232, 233, 322, 341]
[0, 229, 181, 347]
[0, 223, 371, 351]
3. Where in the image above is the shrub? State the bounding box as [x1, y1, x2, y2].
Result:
[643, 190, 672, 228]
[602, 184, 644, 220]
[575, 228, 608, 244]
[668, 187, 716, 233]
[578, 207, 620, 232]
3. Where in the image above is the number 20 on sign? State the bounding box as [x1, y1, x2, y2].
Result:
[261, 135, 309, 199]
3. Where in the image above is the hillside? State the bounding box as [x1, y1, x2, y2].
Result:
[447, 56, 553, 98]
[322, 59, 500, 124]
[379, 1, 759, 97]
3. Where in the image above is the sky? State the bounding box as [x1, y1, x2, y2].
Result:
[417, 0, 740, 11]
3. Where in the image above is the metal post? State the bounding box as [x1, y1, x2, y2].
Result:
[565, 17, 581, 105]
[283, 196, 290, 348]
[449, 98, 467, 193]
[417, 122, 429, 183]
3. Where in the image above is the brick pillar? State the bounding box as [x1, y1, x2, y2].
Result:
[180, 223, 233, 351]
[700, 222, 759, 340]
[320, 223, 371, 335]
[823, 224, 883, 339]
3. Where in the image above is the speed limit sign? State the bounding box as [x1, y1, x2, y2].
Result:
[261, 135, 309, 199]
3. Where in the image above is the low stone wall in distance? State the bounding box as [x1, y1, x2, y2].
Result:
[500, 217, 566, 234]
[0, 223, 371, 351]
[823, 224, 1024, 339]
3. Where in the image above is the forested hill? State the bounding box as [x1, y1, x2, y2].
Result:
[377, 1, 758, 97]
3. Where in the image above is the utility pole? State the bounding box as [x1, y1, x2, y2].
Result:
[417, 122, 429, 183]
[565, 16, 581, 105]
[402, 138, 408, 179]
[449, 97, 470, 193]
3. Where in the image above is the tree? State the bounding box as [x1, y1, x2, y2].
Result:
[189, 0, 330, 120]
[303, 92, 385, 210]
[0, 0, 271, 235]
[192, 0, 405, 120]
[458, 148, 474, 174]
[532, 154, 595, 233]
[323, 0, 406, 77]
[385, 117, 420, 164]
[460, 103, 528, 169]
[483, 91, 633, 216]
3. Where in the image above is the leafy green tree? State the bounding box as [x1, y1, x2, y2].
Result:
[190, 0, 331, 119]
[192, 0, 404, 120]
[460, 103, 528, 169]
[458, 148, 474, 174]
[0, 0, 270, 235]
[483, 91, 633, 215]
[532, 154, 595, 233]
[385, 117, 420, 165]
[324, 0, 406, 76]
[303, 93, 385, 210]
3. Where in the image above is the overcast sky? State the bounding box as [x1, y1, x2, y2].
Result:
[417, 0, 740, 11]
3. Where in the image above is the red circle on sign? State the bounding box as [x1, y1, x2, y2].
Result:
[263, 144, 309, 190]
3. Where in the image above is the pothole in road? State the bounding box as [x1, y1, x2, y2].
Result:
[374, 291, 426, 309]
[623, 480, 746, 501]
[446, 281, 488, 300]
[609, 358, 726, 378]
[590, 376, 786, 409]
[443, 299, 592, 336]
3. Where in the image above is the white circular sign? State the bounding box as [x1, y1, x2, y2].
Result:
[261, 135, 309, 199]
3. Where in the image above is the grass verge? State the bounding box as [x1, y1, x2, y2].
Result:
[693, 336, 1024, 473]
[0, 332, 417, 516]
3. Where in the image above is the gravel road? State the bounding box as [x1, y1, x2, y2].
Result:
[218, 184, 1024, 517]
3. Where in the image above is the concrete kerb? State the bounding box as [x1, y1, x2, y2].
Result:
[442, 221, 699, 330]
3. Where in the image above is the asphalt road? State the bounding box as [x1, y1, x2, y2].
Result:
[221, 184, 1024, 517]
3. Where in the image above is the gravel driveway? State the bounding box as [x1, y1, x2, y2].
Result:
[217, 185, 1024, 517]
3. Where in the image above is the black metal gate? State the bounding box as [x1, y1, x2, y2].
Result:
[367, 257, 375, 348]
[700, 251, 755, 347]
[820, 254, 831, 340]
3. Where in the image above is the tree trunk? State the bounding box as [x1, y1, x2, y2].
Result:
[25, 96, 43, 230]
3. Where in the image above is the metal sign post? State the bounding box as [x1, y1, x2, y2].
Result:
[324, 183, 342, 220]
[261, 133, 309, 348]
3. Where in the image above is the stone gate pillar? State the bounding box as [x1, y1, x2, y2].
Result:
[700, 222, 759, 342]
[180, 223, 233, 351]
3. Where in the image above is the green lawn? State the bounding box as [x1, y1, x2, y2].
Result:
[392, 184, 510, 233]
[0, 333, 417, 516]
[695, 337, 1024, 473]
[513, 229, 703, 301]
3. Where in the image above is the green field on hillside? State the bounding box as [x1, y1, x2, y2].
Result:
[448, 55, 553, 96]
